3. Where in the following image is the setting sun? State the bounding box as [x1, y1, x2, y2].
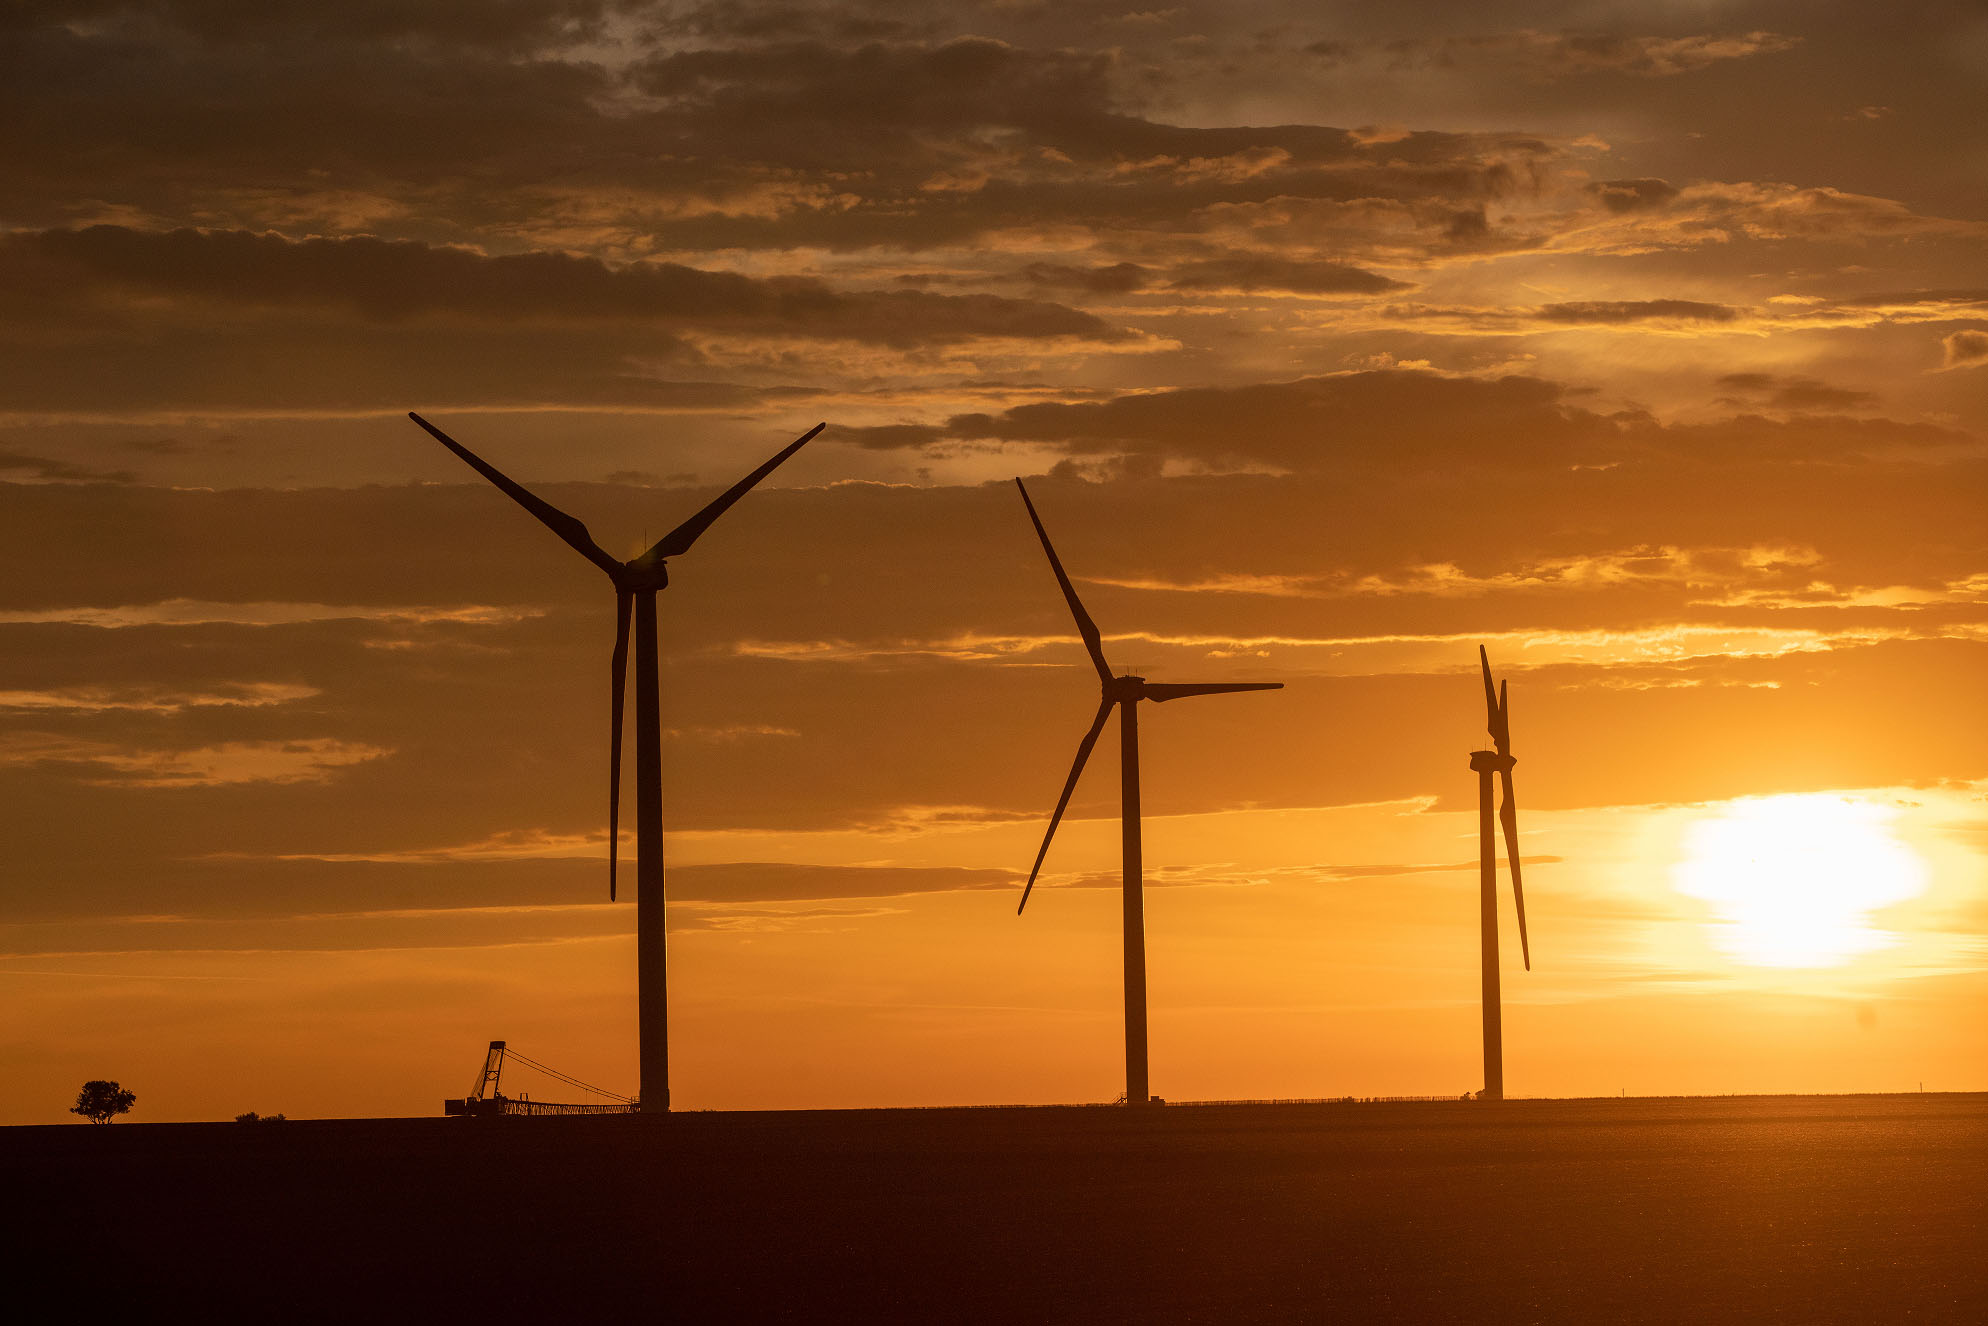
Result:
[1672, 795, 1928, 969]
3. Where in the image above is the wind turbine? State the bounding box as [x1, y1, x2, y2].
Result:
[1469, 645, 1530, 1101]
[1013, 478, 1281, 1107]
[408, 412, 825, 1113]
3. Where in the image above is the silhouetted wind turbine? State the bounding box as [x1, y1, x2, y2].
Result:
[1013, 478, 1281, 1107]
[1469, 645, 1530, 1101]
[408, 412, 825, 1114]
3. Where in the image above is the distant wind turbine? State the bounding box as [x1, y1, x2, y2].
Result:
[1469, 645, 1531, 1101]
[1013, 478, 1282, 1107]
[408, 412, 825, 1113]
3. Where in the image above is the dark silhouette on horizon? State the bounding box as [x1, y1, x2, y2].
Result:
[1470, 646, 1531, 1101]
[442, 1038, 638, 1117]
[71, 1079, 135, 1124]
[406, 412, 825, 1114]
[1012, 478, 1281, 1107]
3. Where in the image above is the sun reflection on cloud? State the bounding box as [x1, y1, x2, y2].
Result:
[1671, 794, 1927, 968]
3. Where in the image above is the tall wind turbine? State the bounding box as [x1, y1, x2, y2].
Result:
[1013, 479, 1281, 1107]
[408, 412, 825, 1113]
[1469, 645, 1531, 1101]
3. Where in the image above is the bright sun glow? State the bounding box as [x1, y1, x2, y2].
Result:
[1672, 794, 1928, 969]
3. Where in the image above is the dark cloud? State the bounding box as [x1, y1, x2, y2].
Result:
[0, 451, 135, 484]
[1535, 300, 1737, 324]
[116, 437, 207, 456]
[0, 224, 1137, 411]
[1165, 256, 1408, 295]
[6, 226, 1125, 345]
[0, 318, 690, 414]
[1518, 30, 1802, 78]
[1369, 28, 1800, 80]
[1587, 177, 1680, 213]
[0, 22, 617, 223]
[1020, 261, 1150, 294]
[1941, 330, 1988, 370]
[1714, 373, 1876, 410]
[5, 0, 630, 51]
[607, 36, 1559, 255]
[845, 367, 1974, 474]
[1292, 26, 1805, 82]
[852, 370, 1617, 470]
[629, 34, 1127, 154]
[0, 15, 1568, 261]
[653, 0, 918, 43]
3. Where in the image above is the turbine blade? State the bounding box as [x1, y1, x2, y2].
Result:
[1479, 644, 1508, 753]
[1141, 681, 1282, 703]
[409, 413, 622, 578]
[642, 423, 826, 562]
[1014, 479, 1112, 683]
[1018, 697, 1114, 914]
[608, 590, 631, 903]
[1500, 767, 1530, 971]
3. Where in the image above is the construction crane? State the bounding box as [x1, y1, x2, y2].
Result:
[442, 1041, 639, 1117]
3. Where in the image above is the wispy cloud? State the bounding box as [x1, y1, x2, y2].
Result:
[0, 600, 541, 629]
[727, 622, 1911, 675]
[0, 682, 319, 713]
[0, 735, 391, 786]
[1083, 546, 1830, 601]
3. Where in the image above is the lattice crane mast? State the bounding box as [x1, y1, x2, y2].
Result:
[443, 1040, 638, 1117]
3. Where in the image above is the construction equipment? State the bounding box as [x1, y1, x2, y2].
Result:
[443, 1040, 639, 1117]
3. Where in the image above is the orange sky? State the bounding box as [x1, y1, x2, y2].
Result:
[2, 0, 1984, 1122]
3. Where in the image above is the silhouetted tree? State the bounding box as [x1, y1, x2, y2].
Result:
[71, 1080, 135, 1124]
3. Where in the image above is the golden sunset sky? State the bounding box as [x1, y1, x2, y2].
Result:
[2, 0, 1984, 1122]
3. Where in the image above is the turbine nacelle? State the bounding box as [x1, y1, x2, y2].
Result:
[1468, 750, 1516, 775]
[614, 557, 671, 593]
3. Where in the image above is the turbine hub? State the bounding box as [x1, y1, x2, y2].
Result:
[1108, 674, 1146, 701]
[617, 559, 670, 592]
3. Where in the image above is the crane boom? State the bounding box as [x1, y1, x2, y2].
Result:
[443, 1039, 638, 1117]
[468, 1040, 507, 1103]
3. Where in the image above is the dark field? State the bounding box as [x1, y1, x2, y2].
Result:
[8, 1093, 1985, 1321]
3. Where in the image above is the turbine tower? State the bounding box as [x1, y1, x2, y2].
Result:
[1013, 478, 1281, 1106]
[409, 412, 825, 1113]
[1470, 645, 1531, 1101]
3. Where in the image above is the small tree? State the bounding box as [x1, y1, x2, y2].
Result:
[71, 1080, 135, 1124]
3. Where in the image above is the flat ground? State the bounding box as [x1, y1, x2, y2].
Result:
[7, 1093, 1984, 1321]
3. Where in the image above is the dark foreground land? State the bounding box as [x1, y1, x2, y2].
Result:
[7, 1093, 1985, 1321]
